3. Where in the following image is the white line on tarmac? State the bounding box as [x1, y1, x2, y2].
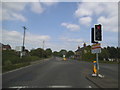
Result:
[48, 85, 72, 88]
[88, 86, 92, 88]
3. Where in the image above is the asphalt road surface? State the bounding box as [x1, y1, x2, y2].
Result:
[2, 57, 118, 88]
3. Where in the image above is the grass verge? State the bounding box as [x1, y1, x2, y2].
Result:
[2, 62, 30, 73]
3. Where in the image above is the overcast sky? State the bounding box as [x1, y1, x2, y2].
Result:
[0, 0, 119, 51]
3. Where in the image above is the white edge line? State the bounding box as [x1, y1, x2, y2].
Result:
[48, 85, 72, 88]
[88, 86, 92, 88]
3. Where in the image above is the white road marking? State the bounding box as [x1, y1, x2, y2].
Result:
[88, 86, 92, 88]
[48, 85, 72, 88]
[9, 86, 28, 88]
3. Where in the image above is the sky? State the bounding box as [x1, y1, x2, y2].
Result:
[0, 1, 119, 51]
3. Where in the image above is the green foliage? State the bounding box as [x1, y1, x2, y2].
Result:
[98, 47, 119, 61]
[3, 62, 30, 73]
[2, 50, 20, 65]
[81, 46, 119, 62]
[106, 46, 118, 59]
[45, 48, 52, 57]
[53, 51, 59, 56]
[20, 56, 40, 62]
[30, 48, 47, 58]
[59, 49, 67, 57]
[81, 45, 95, 61]
[4, 60, 12, 66]
[53, 50, 75, 58]
[66, 51, 74, 58]
[82, 52, 96, 61]
[99, 48, 110, 60]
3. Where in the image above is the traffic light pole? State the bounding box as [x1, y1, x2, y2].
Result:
[96, 53, 99, 76]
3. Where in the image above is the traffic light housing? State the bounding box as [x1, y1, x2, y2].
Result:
[91, 28, 98, 43]
[95, 24, 102, 41]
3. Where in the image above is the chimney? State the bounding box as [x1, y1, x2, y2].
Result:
[83, 43, 86, 47]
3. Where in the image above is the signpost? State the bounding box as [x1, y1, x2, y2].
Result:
[91, 43, 101, 75]
[15, 46, 22, 52]
[91, 43, 101, 54]
[15, 46, 23, 58]
[91, 24, 103, 77]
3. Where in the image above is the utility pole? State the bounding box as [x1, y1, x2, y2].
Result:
[21, 26, 27, 58]
[23, 26, 26, 50]
[96, 52, 99, 76]
[43, 40, 45, 50]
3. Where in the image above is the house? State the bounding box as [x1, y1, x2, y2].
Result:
[75, 43, 87, 60]
[75, 46, 82, 60]
[2, 44, 11, 50]
[0, 43, 2, 51]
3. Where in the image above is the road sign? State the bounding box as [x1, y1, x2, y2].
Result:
[91, 43, 101, 53]
[15, 46, 22, 51]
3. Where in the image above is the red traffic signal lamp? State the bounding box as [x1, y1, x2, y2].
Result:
[95, 24, 102, 41]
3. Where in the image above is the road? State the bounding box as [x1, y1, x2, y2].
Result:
[2, 57, 118, 88]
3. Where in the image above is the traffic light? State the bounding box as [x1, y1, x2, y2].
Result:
[91, 28, 98, 43]
[95, 24, 102, 41]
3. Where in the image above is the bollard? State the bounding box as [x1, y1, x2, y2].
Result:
[63, 58, 67, 61]
[92, 60, 97, 76]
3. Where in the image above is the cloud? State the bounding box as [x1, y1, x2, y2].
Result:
[97, 16, 118, 32]
[30, 2, 44, 14]
[74, 2, 118, 32]
[1, 2, 27, 22]
[75, 3, 113, 17]
[1, 2, 58, 21]
[79, 16, 92, 26]
[75, 8, 92, 18]
[41, 0, 58, 6]
[1, 30, 51, 49]
[61, 22, 80, 31]
[60, 37, 83, 43]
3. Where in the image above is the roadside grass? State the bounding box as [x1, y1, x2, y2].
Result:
[77, 59, 119, 64]
[2, 56, 50, 73]
[2, 62, 30, 73]
[99, 60, 119, 64]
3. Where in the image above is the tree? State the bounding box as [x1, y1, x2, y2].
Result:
[81, 45, 95, 61]
[53, 51, 59, 56]
[99, 48, 110, 61]
[66, 50, 74, 58]
[59, 49, 67, 57]
[107, 46, 117, 59]
[45, 48, 52, 57]
[30, 48, 47, 58]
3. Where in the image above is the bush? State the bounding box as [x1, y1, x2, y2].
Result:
[3, 62, 30, 73]
[20, 56, 40, 62]
[2, 50, 20, 65]
[4, 60, 12, 66]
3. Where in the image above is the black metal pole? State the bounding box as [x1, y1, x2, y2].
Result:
[22, 26, 26, 51]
